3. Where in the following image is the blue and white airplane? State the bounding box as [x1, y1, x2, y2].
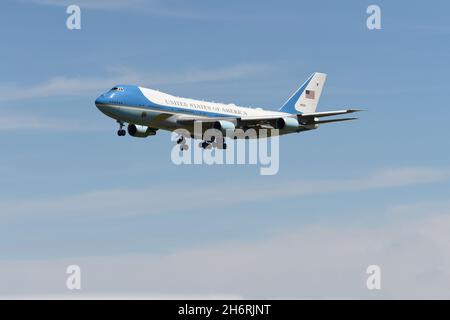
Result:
[95, 72, 360, 150]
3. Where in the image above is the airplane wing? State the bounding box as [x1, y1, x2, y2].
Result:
[176, 109, 361, 129]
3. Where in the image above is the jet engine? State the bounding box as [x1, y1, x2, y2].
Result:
[213, 120, 236, 133]
[275, 117, 299, 130]
[127, 124, 157, 138]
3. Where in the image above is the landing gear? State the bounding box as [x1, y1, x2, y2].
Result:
[199, 141, 213, 149]
[176, 136, 185, 145]
[177, 135, 189, 151]
[199, 137, 227, 149]
[117, 121, 126, 136]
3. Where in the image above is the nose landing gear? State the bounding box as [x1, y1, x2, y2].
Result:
[117, 121, 126, 136]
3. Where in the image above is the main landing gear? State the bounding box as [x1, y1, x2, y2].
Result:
[117, 121, 126, 136]
[177, 136, 189, 151]
[199, 137, 227, 150]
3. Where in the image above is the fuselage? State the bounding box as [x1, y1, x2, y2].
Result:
[95, 85, 292, 138]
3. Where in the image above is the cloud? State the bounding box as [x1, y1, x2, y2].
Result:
[2, 201, 450, 299]
[1, 166, 448, 219]
[24, 0, 263, 21]
[0, 63, 270, 102]
[0, 113, 107, 132]
[28, 0, 147, 10]
[389, 199, 450, 216]
[0, 166, 449, 298]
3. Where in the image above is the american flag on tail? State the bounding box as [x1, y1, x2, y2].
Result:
[305, 90, 315, 99]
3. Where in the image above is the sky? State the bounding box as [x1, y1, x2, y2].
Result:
[0, 0, 450, 299]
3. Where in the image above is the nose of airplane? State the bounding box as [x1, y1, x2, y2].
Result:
[95, 93, 107, 106]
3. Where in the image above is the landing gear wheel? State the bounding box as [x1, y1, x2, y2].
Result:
[116, 121, 126, 136]
[200, 141, 210, 149]
[177, 136, 185, 145]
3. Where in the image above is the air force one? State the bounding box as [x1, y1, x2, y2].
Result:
[95, 72, 360, 150]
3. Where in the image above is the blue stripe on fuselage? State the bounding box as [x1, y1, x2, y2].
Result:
[101, 85, 237, 118]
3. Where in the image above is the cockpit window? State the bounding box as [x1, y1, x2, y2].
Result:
[110, 87, 124, 92]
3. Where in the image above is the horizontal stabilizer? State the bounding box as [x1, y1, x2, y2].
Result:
[300, 109, 361, 118]
[314, 117, 358, 124]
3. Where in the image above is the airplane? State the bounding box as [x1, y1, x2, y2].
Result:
[95, 72, 360, 150]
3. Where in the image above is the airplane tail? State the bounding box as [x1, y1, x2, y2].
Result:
[278, 72, 327, 114]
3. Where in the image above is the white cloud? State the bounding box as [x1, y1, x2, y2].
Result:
[0, 63, 270, 102]
[2, 203, 450, 299]
[0, 113, 107, 132]
[24, 0, 262, 21]
[0, 166, 448, 219]
[0, 166, 449, 298]
[29, 0, 147, 10]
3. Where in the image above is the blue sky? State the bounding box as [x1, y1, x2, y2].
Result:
[1, 0, 450, 298]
